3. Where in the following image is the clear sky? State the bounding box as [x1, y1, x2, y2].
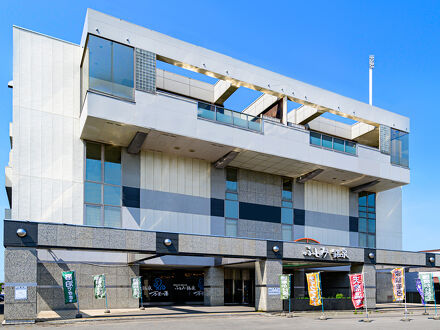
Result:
[1, 1, 439, 280]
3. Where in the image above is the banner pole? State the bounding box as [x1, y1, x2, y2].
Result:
[74, 271, 82, 318]
[289, 274, 291, 314]
[139, 277, 145, 310]
[318, 272, 326, 320]
[104, 275, 110, 313]
[402, 268, 409, 321]
[363, 271, 369, 321]
[433, 273, 439, 319]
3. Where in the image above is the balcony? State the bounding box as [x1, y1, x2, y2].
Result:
[197, 102, 262, 133]
[310, 131, 357, 156]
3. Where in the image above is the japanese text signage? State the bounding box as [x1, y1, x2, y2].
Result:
[303, 246, 348, 260]
[94, 274, 107, 299]
[419, 272, 435, 302]
[306, 272, 322, 306]
[62, 271, 77, 304]
[391, 267, 405, 302]
[348, 273, 364, 309]
[131, 277, 142, 299]
[279, 275, 291, 300]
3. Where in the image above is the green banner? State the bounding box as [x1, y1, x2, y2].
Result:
[279, 274, 291, 300]
[94, 274, 107, 299]
[419, 272, 435, 302]
[62, 271, 77, 304]
[131, 277, 142, 299]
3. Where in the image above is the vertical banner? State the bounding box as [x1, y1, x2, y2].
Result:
[391, 267, 405, 302]
[348, 273, 365, 309]
[131, 277, 142, 299]
[94, 274, 107, 299]
[279, 275, 291, 300]
[306, 272, 322, 306]
[62, 271, 78, 304]
[419, 272, 435, 302]
[415, 278, 425, 304]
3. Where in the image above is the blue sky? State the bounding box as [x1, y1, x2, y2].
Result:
[0, 1, 439, 279]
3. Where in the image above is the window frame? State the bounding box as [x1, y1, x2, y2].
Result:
[358, 192, 376, 248]
[80, 33, 136, 109]
[225, 168, 239, 237]
[84, 142, 122, 228]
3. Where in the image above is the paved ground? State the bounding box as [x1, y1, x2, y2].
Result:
[8, 312, 440, 329]
[4, 304, 440, 329]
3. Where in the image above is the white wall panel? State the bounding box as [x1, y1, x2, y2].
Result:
[304, 226, 350, 246]
[11, 28, 83, 224]
[376, 187, 402, 250]
[140, 151, 210, 198]
[140, 208, 210, 235]
[305, 180, 349, 216]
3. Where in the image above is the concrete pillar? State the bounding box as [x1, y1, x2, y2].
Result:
[351, 263, 376, 309]
[204, 267, 224, 306]
[293, 270, 305, 297]
[4, 248, 38, 324]
[255, 259, 282, 312]
[281, 96, 288, 125]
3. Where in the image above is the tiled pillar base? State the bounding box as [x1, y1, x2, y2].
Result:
[255, 259, 282, 312]
[204, 267, 224, 306]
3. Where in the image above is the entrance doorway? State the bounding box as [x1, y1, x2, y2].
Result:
[224, 268, 254, 306]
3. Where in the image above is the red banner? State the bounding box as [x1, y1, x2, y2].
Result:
[349, 273, 365, 309]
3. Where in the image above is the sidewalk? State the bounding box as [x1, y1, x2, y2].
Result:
[37, 305, 258, 323]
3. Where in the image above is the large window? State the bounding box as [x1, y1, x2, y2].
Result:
[358, 192, 376, 248]
[81, 35, 134, 104]
[310, 131, 357, 155]
[225, 168, 238, 237]
[281, 178, 294, 241]
[390, 129, 409, 168]
[85, 142, 122, 228]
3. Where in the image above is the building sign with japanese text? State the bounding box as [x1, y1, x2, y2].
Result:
[303, 245, 349, 260]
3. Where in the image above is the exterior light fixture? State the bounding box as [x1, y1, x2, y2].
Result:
[16, 228, 27, 238]
[163, 238, 172, 246]
[272, 245, 280, 253]
[429, 257, 435, 263]
[368, 252, 375, 259]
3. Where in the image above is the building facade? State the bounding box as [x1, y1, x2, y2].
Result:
[5, 9, 429, 325]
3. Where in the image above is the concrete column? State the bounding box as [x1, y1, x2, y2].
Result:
[293, 270, 305, 297]
[281, 96, 288, 125]
[255, 259, 282, 312]
[351, 263, 376, 309]
[204, 267, 224, 306]
[4, 248, 38, 324]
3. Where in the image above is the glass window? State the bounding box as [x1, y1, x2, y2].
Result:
[104, 185, 121, 206]
[359, 233, 367, 247]
[86, 35, 134, 100]
[281, 208, 293, 225]
[86, 142, 102, 182]
[368, 220, 376, 233]
[282, 201, 293, 208]
[322, 135, 333, 149]
[85, 205, 101, 226]
[367, 235, 376, 248]
[85, 182, 101, 204]
[225, 200, 239, 219]
[225, 192, 238, 201]
[390, 129, 409, 168]
[216, 107, 233, 125]
[333, 138, 345, 152]
[310, 132, 321, 146]
[282, 225, 292, 241]
[359, 212, 367, 218]
[104, 206, 121, 228]
[359, 196, 367, 206]
[282, 179, 293, 201]
[104, 145, 121, 185]
[226, 168, 238, 192]
[345, 141, 356, 154]
[225, 219, 237, 237]
[367, 193, 375, 207]
[359, 218, 367, 232]
[85, 142, 122, 228]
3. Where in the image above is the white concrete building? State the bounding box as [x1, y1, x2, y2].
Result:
[3, 9, 418, 324]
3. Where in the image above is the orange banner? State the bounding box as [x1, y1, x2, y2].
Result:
[306, 272, 322, 306]
[391, 267, 405, 302]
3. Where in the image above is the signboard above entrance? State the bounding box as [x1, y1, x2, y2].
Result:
[303, 246, 349, 260]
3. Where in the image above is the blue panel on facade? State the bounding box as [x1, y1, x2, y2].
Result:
[122, 186, 140, 208]
[239, 202, 281, 223]
[349, 216, 359, 232]
[293, 209, 305, 225]
[210, 198, 225, 217]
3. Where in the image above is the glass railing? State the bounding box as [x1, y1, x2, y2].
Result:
[197, 102, 263, 133]
[310, 131, 357, 155]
